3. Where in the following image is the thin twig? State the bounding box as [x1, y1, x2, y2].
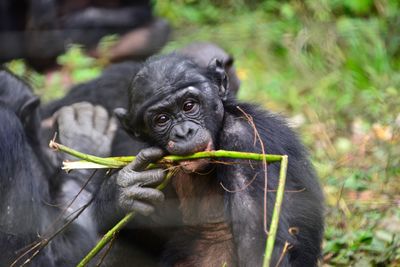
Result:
[11, 170, 99, 266]
[51, 141, 286, 267]
[77, 170, 176, 267]
[262, 155, 288, 267]
[274, 241, 292, 267]
[220, 174, 258, 193]
[95, 232, 117, 267]
[237, 106, 269, 235]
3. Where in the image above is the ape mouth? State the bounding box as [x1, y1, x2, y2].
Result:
[167, 139, 213, 155]
[177, 141, 214, 173]
[193, 140, 214, 154]
[167, 129, 213, 156]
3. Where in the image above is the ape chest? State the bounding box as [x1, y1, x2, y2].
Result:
[175, 223, 236, 267]
[171, 170, 236, 267]
[171, 169, 226, 224]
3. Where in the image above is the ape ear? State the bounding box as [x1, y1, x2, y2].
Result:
[208, 58, 229, 101]
[114, 107, 129, 129]
[19, 96, 41, 138]
[224, 56, 234, 69]
[19, 96, 40, 119]
[114, 108, 141, 138]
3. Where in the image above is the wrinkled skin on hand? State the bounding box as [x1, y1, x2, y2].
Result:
[55, 102, 117, 159]
[116, 147, 166, 216]
[54, 102, 118, 225]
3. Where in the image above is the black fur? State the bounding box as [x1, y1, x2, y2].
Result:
[218, 102, 324, 266]
[40, 62, 147, 157]
[0, 70, 96, 266]
[119, 54, 324, 266]
[0, 0, 155, 70]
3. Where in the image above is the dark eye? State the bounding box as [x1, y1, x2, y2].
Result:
[183, 101, 196, 112]
[154, 114, 169, 125]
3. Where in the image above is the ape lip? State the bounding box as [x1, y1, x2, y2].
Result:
[189, 140, 213, 155]
[168, 140, 213, 156]
[178, 141, 213, 172]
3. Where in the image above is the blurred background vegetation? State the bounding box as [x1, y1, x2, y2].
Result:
[7, 0, 400, 266]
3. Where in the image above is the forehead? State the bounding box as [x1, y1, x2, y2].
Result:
[132, 58, 208, 100]
[146, 86, 202, 113]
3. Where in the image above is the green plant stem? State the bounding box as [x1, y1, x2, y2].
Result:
[77, 212, 134, 267]
[77, 171, 173, 267]
[49, 140, 126, 168]
[50, 141, 287, 267]
[50, 140, 283, 170]
[262, 155, 288, 267]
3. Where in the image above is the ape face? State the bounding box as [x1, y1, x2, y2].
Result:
[143, 85, 223, 155]
[117, 54, 228, 157]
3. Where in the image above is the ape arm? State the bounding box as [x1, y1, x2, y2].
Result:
[62, 6, 152, 29]
[54, 102, 118, 235]
[218, 105, 324, 266]
[216, 110, 270, 266]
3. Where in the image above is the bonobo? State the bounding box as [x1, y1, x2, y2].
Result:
[0, 70, 117, 266]
[114, 54, 324, 266]
[0, 0, 169, 70]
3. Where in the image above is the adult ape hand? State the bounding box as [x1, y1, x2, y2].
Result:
[56, 102, 117, 159]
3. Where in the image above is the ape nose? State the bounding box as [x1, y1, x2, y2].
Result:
[172, 124, 195, 141]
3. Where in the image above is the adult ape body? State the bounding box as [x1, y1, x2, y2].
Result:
[0, 70, 116, 266]
[0, 0, 169, 70]
[114, 54, 324, 266]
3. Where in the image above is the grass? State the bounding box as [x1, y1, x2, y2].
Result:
[6, 0, 400, 265]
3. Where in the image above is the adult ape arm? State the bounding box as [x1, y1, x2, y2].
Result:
[0, 106, 52, 266]
[62, 6, 152, 29]
[54, 102, 118, 234]
[40, 62, 141, 120]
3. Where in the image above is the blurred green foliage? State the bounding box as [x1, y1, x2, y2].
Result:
[5, 0, 400, 265]
[57, 45, 101, 82]
[154, 1, 400, 265]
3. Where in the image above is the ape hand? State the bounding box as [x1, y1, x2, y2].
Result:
[117, 147, 166, 215]
[56, 102, 117, 159]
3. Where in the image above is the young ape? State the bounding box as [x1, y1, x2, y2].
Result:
[38, 42, 242, 266]
[114, 54, 324, 266]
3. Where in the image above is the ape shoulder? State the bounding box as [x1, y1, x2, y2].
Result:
[219, 103, 304, 156]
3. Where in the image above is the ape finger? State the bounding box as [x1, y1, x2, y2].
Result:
[127, 147, 165, 171]
[117, 168, 165, 188]
[93, 105, 109, 133]
[122, 187, 165, 204]
[56, 105, 78, 130]
[106, 116, 118, 139]
[118, 198, 155, 216]
[74, 102, 94, 132]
